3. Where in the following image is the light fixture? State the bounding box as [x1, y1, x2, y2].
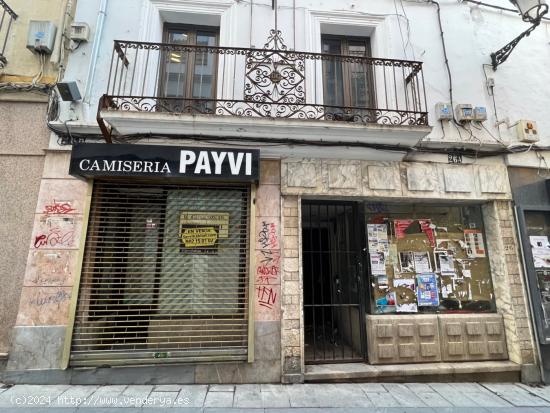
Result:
[490, 0, 548, 69]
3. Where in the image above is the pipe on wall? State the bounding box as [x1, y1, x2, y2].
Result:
[84, 0, 108, 103]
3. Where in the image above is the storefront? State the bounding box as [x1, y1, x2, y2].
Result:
[279, 158, 538, 383]
[5, 143, 288, 384]
[509, 167, 550, 383]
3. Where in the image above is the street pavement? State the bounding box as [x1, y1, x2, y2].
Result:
[2, 382, 550, 412]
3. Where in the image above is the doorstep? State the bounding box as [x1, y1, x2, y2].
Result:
[304, 360, 521, 383]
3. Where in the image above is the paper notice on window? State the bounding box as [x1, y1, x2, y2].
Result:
[530, 236, 550, 268]
[413, 252, 432, 274]
[438, 253, 456, 274]
[464, 229, 486, 258]
[370, 252, 386, 275]
[367, 224, 389, 253]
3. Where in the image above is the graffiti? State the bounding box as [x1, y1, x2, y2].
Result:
[256, 250, 281, 284]
[29, 290, 70, 307]
[44, 201, 75, 215]
[34, 227, 75, 249]
[366, 202, 388, 213]
[258, 221, 278, 249]
[256, 286, 277, 309]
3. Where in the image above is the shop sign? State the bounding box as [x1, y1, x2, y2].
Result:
[69, 143, 260, 182]
[180, 211, 230, 254]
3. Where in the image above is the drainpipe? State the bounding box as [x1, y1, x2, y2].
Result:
[84, 0, 108, 103]
[51, 0, 74, 81]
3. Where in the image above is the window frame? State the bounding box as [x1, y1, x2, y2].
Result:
[159, 23, 220, 103]
[321, 34, 376, 110]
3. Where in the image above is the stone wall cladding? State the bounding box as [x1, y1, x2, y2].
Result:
[7, 150, 88, 370]
[280, 195, 303, 383]
[281, 159, 512, 201]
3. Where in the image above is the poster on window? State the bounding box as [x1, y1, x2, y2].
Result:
[370, 252, 386, 275]
[530, 236, 550, 268]
[416, 273, 440, 307]
[180, 211, 229, 254]
[413, 252, 432, 273]
[367, 224, 389, 253]
[399, 251, 415, 273]
[464, 229, 486, 258]
[393, 278, 418, 313]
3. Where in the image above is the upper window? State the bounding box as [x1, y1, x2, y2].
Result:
[321, 35, 374, 109]
[160, 25, 219, 111]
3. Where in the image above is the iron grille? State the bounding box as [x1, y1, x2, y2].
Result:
[70, 181, 251, 367]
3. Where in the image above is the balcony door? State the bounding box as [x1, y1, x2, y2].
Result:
[160, 25, 219, 113]
[322, 36, 375, 120]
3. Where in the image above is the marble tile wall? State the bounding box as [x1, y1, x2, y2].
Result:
[8, 150, 89, 370]
[281, 159, 512, 201]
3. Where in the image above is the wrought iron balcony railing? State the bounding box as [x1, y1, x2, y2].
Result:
[102, 31, 428, 128]
[0, 0, 17, 68]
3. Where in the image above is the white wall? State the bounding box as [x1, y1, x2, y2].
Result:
[60, 0, 550, 155]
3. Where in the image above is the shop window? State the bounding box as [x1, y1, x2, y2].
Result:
[365, 203, 496, 314]
[160, 25, 219, 113]
[70, 181, 251, 367]
[321, 35, 375, 114]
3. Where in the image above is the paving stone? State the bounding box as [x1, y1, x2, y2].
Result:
[152, 385, 182, 392]
[0, 384, 71, 408]
[413, 391, 453, 407]
[204, 389, 235, 408]
[405, 383, 434, 393]
[358, 383, 387, 393]
[118, 385, 154, 407]
[286, 384, 321, 408]
[482, 383, 550, 407]
[308, 383, 372, 408]
[209, 384, 236, 392]
[204, 409, 264, 413]
[517, 384, 550, 404]
[260, 384, 291, 408]
[234, 384, 263, 408]
[428, 383, 481, 407]
[364, 391, 403, 407]
[78, 385, 128, 408]
[177, 385, 208, 407]
[50, 385, 100, 407]
[142, 390, 184, 408]
[383, 383, 428, 407]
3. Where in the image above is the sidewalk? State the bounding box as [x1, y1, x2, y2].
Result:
[2, 382, 550, 412]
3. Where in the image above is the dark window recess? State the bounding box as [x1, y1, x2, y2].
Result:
[70, 181, 251, 367]
[159, 25, 219, 113]
[321, 36, 376, 121]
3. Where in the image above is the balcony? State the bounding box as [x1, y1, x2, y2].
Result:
[98, 31, 431, 147]
[0, 0, 17, 68]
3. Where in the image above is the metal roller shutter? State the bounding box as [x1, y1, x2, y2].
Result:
[70, 181, 252, 367]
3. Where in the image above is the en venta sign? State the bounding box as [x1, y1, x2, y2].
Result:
[69, 143, 260, 182]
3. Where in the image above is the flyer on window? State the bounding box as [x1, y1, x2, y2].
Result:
[367, 223, 389, 253]
[413, 251, 432, 273]
[370, 252, 386, 275]
[394, 278, 418, 313]
[530, 236, 550, 268]
[416, 273, 440, 307]
[464, 229, 486, 258]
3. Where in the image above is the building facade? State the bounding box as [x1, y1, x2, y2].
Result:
[2, 0, 550, 384]
[0, 0, 76, 367]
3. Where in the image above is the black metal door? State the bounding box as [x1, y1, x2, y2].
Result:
[302, 201, 367, 364]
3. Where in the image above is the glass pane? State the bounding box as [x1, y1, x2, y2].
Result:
[322, 38, 344, 107]
[365, 203, 496, 315]
[163, 30, 189, 98]
[192, 32, 217, 101]
[348, 42, 369, 107]
[525, 211, 550, 330]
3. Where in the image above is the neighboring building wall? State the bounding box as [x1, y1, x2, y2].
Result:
[0, 0, 73, 359]
[0, 101, 49, 354]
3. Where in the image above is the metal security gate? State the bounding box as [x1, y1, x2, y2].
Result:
[70, 181, 251, 367]
[302, 201, 367, 364]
